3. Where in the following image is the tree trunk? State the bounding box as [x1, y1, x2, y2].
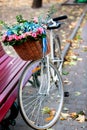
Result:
[32, 0, 42, 8]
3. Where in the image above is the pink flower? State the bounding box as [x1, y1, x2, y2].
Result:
[37, 27, 44, 34]
[2, 34, 7, 41]
[31, 32, 37, 38]
[33, 17, 38, 23]
[8, 35, 14, 41]
[18, 35, 23, 40]
[21, 33, 26, 38]
[22, 32, 30, 38]
[12, 34, 19, 40]
[26, 32, 32, 36]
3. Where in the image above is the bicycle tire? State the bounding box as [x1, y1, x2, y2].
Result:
[18, 59, 64, 130]
[53, 34, 63, 73]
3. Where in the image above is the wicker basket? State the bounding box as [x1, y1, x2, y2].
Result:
[13, 39, 50, 61]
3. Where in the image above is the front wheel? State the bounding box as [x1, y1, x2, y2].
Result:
[18, 59, 64, 130]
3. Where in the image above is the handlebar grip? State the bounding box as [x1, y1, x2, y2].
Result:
[53, 15, 68, 21]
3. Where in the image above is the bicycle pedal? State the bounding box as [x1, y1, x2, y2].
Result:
[64, 92, 69, 97]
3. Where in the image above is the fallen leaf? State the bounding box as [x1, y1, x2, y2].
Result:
[69, 16, 75, 20]
[63, 61, 70, 65]
[62, 70, 69, 75]
[70, 112, 77, 119]
[63, 107, 69, 111]
[76, 115, 85, 123]
[78, 58, 82, 61]
[42, 107, 51, 114]
[78, 111, 85, 115]
[74, 91, 81, 96]
[45, 115, 54, 122]
[60, 112, 70, 120]
[47, 129, 54, 130]
[71, 55, 78, 61]
[50, 110, 56, 116]
[63, 79, 72, 85]
[32, 66, 41, 73]
[83, 46, 87, 51]
[69, 61, 77, 66]
[66, 39, 73, 44]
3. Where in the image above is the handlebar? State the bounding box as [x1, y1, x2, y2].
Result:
[46, 15, 68, 30]
[53, 15, 68, 21]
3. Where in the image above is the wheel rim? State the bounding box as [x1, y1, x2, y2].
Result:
[19, 60, 63, 130]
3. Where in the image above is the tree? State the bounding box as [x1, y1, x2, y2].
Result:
[32, 0, 42, 8]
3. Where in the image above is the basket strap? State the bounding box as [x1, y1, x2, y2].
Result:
[42, 31, 47, 55]
[42, 37, 47, 54]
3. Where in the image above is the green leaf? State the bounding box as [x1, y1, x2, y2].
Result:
[71, 55, 78, 61]
[16, 15, 27, 23]
[77, 111, 85, 115]
[0, 20, 4, 25]
[62, 70, 69, 75]
[42, 34, 46, 38]
[0, 20, 9, 29]
[76, 35, 82, 40]
[42, 107, 51, 114]
[69, 61, 77, 65]
[12, 29, 18, 35]
[63, 107, 69, 111]
[74, 91, 81, 96]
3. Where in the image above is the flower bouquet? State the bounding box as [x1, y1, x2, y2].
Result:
[0, 15, 50, 60]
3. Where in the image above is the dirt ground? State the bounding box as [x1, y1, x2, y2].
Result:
[0, 1, 86, 47]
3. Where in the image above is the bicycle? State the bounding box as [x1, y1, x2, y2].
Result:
[18, 15, 67, 130]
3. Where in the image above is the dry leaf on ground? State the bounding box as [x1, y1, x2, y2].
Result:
[76, 115, 85, 123]
[60, 112, 70, 120]
[70, 112, 77, 119]
[63, 79, 72, 85]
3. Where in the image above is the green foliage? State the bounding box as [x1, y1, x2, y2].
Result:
[0, 5, 56, 46]
[47, 5, 57, 20]
[0, 20, 9, 29]
[16, 15, 27, 23]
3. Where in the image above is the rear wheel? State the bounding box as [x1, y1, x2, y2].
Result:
[18, 59, 63, 130]
[53, 35, 63, 73]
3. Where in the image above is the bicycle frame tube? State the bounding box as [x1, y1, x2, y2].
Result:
[46, 56, 50, 95]
[50, 30, 54, 60]
[38, 59, 44, 94]
[49, 29, 63, 74]
[38, 56, 50, 95]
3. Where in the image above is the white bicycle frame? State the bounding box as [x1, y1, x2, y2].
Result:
[38, 56, 50, 95]
[39, 28, 63, 95]
[49, 29, 63, 73]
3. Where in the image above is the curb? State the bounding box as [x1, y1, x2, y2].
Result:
[62, 0, 86, 5]
[62, 5, 87, 60]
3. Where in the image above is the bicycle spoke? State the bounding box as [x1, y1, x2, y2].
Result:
[33, 96, 45, 125]
[22, 93, 38, 101]
[19, 59, 63, 130]
[23, 95, 41, 110]
[27, 96, 41, 120]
